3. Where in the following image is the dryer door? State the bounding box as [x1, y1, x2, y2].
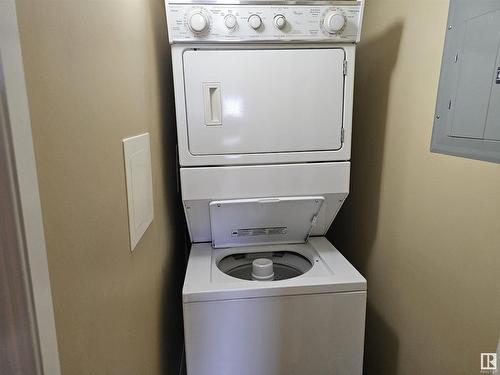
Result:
[183, 48, 345, 156]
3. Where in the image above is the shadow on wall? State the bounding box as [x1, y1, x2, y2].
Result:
[364, 305, 399, 375]
[328, 22, 404, 375]
[149, 1, 188, 374]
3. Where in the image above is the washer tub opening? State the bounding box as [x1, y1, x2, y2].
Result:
[217, 251, 313, 281]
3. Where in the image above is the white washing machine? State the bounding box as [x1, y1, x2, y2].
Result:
[165, 1, 366, 374]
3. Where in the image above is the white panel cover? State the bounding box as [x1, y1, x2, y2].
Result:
[123, 133, 154, 251]
[209, 196, 324, 248]
[183, 49, 345, 155]
[181, 162, 350, 243]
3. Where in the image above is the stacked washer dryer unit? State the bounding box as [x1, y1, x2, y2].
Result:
[166, 1, 365, 374]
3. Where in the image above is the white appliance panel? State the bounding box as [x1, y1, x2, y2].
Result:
[184, 291, 366, 375]
[171, 44, 355, 166]
[183, 238, 367, 302]
[183, 48, 345, 155]
[180, 162, 350, 244]
[166, 3, 364, 44]
[209, 196, 325, 247]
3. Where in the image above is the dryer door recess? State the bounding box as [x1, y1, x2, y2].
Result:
[209, 196, 325, 248]
[183, 48, 345, 156]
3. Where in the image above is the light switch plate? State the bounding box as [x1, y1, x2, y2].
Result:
[123, 133, 154, 251]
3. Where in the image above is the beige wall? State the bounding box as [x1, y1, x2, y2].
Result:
[15, 1, 185, 374]
[329, 1, 500, 374]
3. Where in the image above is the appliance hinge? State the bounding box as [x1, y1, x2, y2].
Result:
[305, 214, 319, 242]
[343, 60, 348, 75]
[341, 128, 345, 143]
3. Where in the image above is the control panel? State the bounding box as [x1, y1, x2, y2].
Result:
[166, 2, 363, 43]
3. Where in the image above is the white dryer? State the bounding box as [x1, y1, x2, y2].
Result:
[165, 1, 366, 374]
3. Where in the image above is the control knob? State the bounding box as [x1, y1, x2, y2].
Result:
[188, 9, 209, 33]
[248, 14, 262, 30]
[323, 11, 346, 34]
[274, 14, 287, 30]
[224, 14, 237, 29]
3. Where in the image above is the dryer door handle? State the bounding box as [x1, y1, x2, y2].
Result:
[203, 82, 222, 126]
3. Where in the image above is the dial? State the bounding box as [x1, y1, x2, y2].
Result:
[188, 9, 209, 33]
[248, 14, 262, 30]
[323, 11, 346, 34]
[274, 14, 287, 30]
[224, 14, 237, 29]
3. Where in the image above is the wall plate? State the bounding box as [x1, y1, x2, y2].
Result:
[123, 133, 154, 251]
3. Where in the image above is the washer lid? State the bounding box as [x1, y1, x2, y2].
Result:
[209, 196, 325, 248]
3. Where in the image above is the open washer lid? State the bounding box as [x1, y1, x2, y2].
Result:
[209, 196, 325, 248]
